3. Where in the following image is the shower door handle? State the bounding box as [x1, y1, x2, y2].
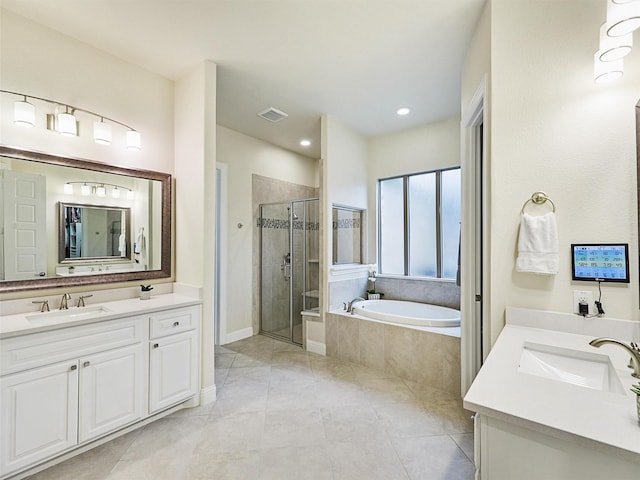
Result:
[281, 261, 291, 281]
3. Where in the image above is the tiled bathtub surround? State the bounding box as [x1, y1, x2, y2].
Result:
[326, 313, 461, 396]
[328, 276, 369, 311]
[374, 276, 460, 310]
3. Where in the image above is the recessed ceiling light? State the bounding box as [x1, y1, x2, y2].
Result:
[300, 139, 311, 147]
[396, 107, 411, 116]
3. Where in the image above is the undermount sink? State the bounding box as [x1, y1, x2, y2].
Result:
[26, 305, 113, 322]
[518, 342, 626, 395]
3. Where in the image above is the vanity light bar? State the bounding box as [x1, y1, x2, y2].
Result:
[64, 181, 135, 200]
[594, 0, 640, 84]
[1, 89, 141, 151]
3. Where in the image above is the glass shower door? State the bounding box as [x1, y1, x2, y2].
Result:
[260, 203, 292, 341]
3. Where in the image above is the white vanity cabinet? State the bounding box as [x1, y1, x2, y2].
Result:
[149, 306, 199, 413]
[0, 315, 147, 477]
[0, 360, 79, 475]
[0, 299, 202, 480]
[78, 342, 146, 442]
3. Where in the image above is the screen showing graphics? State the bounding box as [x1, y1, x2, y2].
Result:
[571, 244, 629, 283]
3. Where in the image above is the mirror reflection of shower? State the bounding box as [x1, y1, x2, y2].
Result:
[260, 199, 319, 345]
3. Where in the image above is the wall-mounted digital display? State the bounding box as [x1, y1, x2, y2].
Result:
[571, 243, 629, 283]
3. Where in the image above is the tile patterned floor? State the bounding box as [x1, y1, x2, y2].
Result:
[27, 335, 475, 480]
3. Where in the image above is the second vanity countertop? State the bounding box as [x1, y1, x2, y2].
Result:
[0, 293, 202, 339]
[464, 307, 640, 463]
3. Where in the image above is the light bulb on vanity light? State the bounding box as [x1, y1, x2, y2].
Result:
[598, 22, 632, 61]
[127, 189, 135, 200]
[594, 52, 624, 83]
[64, 183, 73, 194]
[57, 108, 77, 136]
[126, 130, 141, 151]
[93, 118, 112, 145]
[14, 97, 35, 127]
[96, 184, 106, 197]
[112, 186, 121, 199]
[81, 183, 91, 196]
[607, 0, 640, 37]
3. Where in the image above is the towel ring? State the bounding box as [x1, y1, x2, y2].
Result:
[521, 191, 555, 214]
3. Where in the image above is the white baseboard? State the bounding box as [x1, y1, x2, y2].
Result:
[200, 384, 217, 405]
[306, 340, 326, 356]
[221, 327, 253, 345]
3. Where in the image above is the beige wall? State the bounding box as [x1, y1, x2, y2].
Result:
[216, 126, 318, 338]
[174, 61, 217, 396]
[482, 0, 640, 345]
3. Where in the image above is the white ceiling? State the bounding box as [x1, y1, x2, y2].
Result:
[1, 0, 485, 159]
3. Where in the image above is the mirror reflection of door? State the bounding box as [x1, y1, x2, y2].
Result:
[1, 170, 47, 280]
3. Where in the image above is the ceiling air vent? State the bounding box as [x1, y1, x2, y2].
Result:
[257, 107, 288, 123]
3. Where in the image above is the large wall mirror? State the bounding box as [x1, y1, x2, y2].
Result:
[0, 146, 171, 292]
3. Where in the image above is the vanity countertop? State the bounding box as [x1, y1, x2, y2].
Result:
[0, 293, 202, 339]
[464, 308, 640, 463]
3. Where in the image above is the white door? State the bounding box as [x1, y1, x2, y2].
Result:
[0, 361, 79, 476]
[2, 170, 47, 280]
[149, 331, 198, 413]
[78, 343, 146, 443]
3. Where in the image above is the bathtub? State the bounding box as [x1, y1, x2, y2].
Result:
[352, 299, 460, 327]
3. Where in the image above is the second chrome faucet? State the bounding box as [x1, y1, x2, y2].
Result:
[589, 337, 640, 378]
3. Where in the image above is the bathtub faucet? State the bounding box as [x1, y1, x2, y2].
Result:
[346, 297, 365, 314]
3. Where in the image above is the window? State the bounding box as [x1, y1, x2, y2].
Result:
[378, 167, 460, 279]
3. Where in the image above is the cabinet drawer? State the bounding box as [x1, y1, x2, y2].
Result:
[1, 316, 146, 376]
[149, 306, 199, 339]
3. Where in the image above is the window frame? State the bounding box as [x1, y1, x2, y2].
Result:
[378, 166, 460, 279]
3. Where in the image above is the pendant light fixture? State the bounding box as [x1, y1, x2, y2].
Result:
[607, 0, 640, 37]
[14, 96, 35, 127]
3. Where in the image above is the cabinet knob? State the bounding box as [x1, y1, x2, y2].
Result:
[70, 365, 77, 371]
[83, 361, 90, 367]
[153, 343, 159, 349]
[173, 321, 180, 327]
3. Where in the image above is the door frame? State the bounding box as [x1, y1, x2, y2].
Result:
[461, 75, 490, 394]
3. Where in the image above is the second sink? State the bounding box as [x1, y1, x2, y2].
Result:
[518, 342, 626, 395]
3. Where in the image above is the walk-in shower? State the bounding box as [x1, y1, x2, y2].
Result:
[259, 199, 319, 345]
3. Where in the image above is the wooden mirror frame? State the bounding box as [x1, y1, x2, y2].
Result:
[0, 146, 172, 293]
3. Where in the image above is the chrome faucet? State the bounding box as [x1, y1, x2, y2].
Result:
[589, 337, 640, 378]
[77, 294, 93, 307]
[59, 293, 72, 310]
[32, 300, 50, 312]
[346, 297, 365, 314]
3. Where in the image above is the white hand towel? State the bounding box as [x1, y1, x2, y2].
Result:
[118, 233, 126, 257]
[134, 231, 143, 254]
[516, 212, 559, 275]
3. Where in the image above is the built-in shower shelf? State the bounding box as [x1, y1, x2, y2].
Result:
[307, 259, 319, 263]
[303, 290, 319, 298]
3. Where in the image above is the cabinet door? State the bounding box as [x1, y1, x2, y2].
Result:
[79, 343, 146, 443]
[149, 331, 198, 413]
[0, 361, 78, 476]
